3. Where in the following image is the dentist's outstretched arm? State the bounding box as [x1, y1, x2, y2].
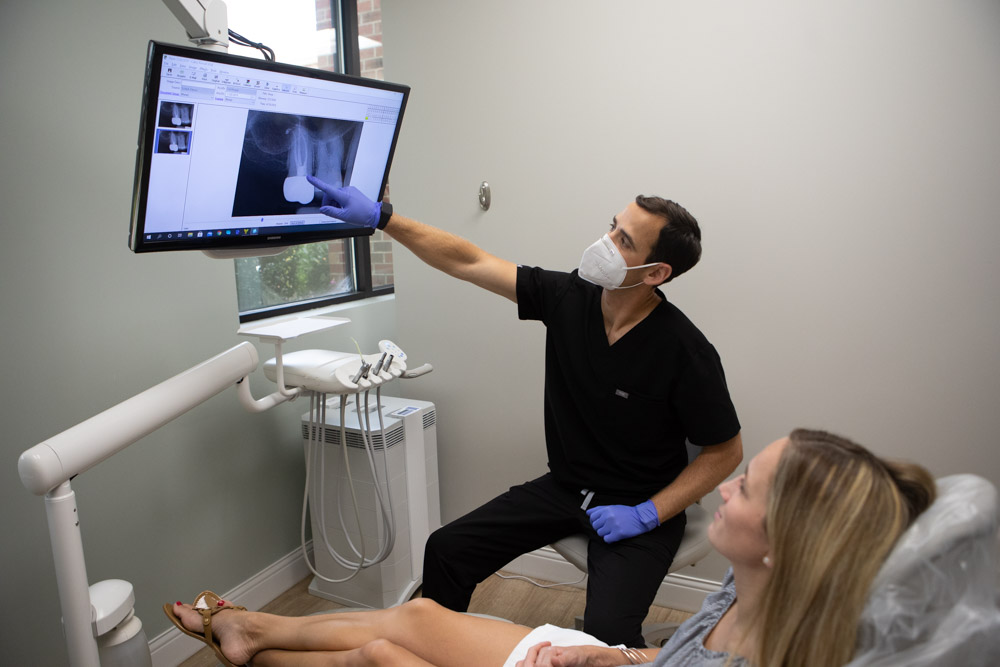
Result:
[308, 176, 517, 302]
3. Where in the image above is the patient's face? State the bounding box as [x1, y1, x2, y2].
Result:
[708, 436, 788, 567]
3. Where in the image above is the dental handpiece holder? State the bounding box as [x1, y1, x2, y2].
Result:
[262, 339, 431, 395]
[265, 345, 399, 395]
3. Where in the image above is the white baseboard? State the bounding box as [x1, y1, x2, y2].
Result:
[149, 543, 313, 667]
[503, 546, 720, 614]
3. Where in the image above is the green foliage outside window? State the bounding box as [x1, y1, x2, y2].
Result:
[235, 242, 351, 312]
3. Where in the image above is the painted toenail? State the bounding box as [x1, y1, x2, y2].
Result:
[218, 600, 225, 606]
[176, 601, 182, 605]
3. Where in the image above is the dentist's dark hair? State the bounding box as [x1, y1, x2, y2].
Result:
[636, 195, 702, 283]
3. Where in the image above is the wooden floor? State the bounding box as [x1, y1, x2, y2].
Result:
[178, 571, 692, 666]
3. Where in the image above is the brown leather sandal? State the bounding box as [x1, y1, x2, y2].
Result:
[163, 590, 247, 667]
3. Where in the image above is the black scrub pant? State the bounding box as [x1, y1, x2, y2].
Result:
[421, 473, 686, 647]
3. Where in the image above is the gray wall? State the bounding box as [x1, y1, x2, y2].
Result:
[383, 0, 1000, 582]
[0, 2, 397, 664]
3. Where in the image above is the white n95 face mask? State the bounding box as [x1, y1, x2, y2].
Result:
[578, 234, 659, 290]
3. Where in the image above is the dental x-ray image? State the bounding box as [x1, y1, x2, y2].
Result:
[158, 102, 194, 128]
[155, 129, 192, 154]
[231, 111, 363, 217]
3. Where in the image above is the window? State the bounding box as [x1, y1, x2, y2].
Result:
[228, 0, 394, 322]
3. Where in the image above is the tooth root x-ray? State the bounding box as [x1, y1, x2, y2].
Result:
[283, 124, 313, 204]
[156, 129, 190, 155]
[171, 103, 190, 126]
[232, 111, 363, 217]
[157, 101, 193, 129]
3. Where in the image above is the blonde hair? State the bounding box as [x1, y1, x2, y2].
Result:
[752, 429, 936, 667]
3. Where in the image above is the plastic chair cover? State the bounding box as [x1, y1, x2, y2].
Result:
[847, 474, 1000, 666]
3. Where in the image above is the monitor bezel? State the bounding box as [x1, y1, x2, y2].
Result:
[128, 40, 409, 254]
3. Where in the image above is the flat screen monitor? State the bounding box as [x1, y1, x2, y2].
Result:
[129, 41, 409, 255]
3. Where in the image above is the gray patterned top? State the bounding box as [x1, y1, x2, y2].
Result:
[635, 569, 748, 667]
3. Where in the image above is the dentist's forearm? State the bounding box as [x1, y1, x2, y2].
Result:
[650, 432, 743, 522]
[383, 213, 518, 301]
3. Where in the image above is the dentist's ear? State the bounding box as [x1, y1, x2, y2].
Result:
[646, 262, 672, 285]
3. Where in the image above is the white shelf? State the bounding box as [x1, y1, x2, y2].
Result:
[237, 316, 350, 343]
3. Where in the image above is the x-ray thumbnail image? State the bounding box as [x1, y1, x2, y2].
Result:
[156, 130, 192, 155]
[158, 102, 194, 128]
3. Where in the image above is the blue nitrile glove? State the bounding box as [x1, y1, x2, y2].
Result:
[586, 499, 660, 543]
[306, 176, 381, 228]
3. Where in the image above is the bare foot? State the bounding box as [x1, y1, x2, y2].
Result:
[170, 600, 260, 666]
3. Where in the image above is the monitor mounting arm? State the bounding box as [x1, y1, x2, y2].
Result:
[163, 0, 286, 261]
[162, 0, 230, 51]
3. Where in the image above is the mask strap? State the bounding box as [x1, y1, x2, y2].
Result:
[608, 261, 664, 290]
[626, 261, 661, 271]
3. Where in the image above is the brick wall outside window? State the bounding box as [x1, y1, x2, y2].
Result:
[358, 0, 393, 289]
[358, 0, 384, 82]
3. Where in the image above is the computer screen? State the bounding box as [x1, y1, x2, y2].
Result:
[129, 41, 409, 254]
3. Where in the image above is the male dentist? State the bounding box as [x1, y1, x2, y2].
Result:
[307, 176, 742, 647]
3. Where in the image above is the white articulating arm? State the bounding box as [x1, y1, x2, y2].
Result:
[18, 341, 258, 496]
[16, 314, 370, 664]
[17, 341, 262, 667]
[162, 0, 230, 50]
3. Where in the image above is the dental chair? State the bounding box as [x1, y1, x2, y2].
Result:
[848, 473, 1000, 666]
[550, 499, 714, 647]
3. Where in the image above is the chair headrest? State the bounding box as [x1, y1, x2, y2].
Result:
[849, 474, 1000, 666]
[873, 474, 997, 586]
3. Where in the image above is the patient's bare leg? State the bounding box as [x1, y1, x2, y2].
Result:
[170, 597, 531, 666]
[252, 639, 438, 666]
